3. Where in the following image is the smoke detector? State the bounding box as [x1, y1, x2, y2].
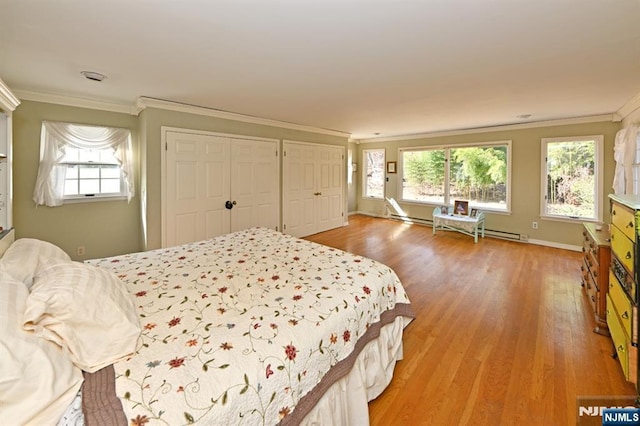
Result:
[81, 71, 107, 82]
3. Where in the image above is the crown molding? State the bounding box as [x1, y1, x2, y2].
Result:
[356, 114, 616, 143]
[617, 92, 640, 121]
[137, 97, 351, 138]
[13, 90, 139, 115]
[0, 78, 20, 112]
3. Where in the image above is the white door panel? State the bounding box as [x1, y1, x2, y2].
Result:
[166, 132, 230, 246]
[283, 142, 344, 237]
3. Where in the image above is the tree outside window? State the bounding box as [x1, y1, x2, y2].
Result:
[400, 142, 510, 211]
[541, 136, 602, 221]
[363, 149, 385, 198]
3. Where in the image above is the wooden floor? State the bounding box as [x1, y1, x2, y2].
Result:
[305, 215, 636, 426]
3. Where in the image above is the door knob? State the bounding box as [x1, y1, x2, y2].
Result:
[225, 200, 237, 209]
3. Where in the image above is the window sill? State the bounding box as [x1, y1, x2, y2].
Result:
[63, 195, 128, 204]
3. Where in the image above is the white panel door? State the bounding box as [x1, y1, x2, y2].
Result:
[316, 145, 344, 233]
[283, 143, 318, 237]
[230, 138, 279, 232]
[283, 141, 344, 237]
[165, 132, 230, 247]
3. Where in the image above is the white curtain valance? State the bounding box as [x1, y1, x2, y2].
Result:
[33, 121, 135, 207]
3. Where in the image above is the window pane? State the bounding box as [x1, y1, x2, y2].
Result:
[450, 146, 507, 209]
[80, 179, 100, 194]
[101, 179, 121, 193]
[99, 148, 118, 164]
[64, 179, 78, 195]
[79, 149, 100, 163]
[545, 139, 596, 219]
[62, 147, 80, 162]
[66, 165, 78, 179]
[79, 165, 100, 179]
[101, 165, 121, 178]
[401, 149, 445, 203]
[364, 149, 385, 198]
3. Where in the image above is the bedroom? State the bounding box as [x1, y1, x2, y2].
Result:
[1, 0, 640, 425]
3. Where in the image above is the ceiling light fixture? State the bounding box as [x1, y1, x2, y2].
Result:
[80, 71, 107, 82]
[517, 114, 532, 119]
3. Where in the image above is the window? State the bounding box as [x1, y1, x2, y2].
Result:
[400, 141, 511, 212]
[33, 122, 134, 207]
[541, 135, 603, 222]
[62, 146, 124, 199]
[363, 149, 385, 198]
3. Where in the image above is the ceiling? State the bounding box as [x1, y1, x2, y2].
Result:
[1, 0, 639, 139]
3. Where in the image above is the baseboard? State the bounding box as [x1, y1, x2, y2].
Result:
[349, 211, 581, 251]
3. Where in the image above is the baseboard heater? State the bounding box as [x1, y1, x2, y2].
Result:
[388, 213, 526, 242]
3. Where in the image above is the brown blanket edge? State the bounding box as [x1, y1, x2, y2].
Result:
[82, 303, 415, 426]
[82, 364, 127, 426]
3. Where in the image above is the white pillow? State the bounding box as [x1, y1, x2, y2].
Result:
[0, 271, 84, 425]
[0, 238, 70, 289]
[24, 258, 141, 373]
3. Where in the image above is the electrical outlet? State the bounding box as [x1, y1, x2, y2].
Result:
[77, 246, 85, 256]
[532, 221, 538, 229]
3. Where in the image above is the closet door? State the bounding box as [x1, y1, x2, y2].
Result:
[165, 131, 230, 246]
[282, 143, 317, 237]
[283, 141, 344, 238]
[315, 145, 344, 233]
[230, 138, 279, 232]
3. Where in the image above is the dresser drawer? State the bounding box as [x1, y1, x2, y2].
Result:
[607, 294, 630, 380]
[610, 270, 633, 339]
[611, 224, 635, 273]
[612, 202, 637, 241]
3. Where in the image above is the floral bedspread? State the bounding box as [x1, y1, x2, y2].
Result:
[88, 227, 412, 426]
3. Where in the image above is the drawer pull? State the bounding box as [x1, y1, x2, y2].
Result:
[626, 252, 632, 260]
[591, 295, 595, 303]
[627, 221, 634, 229]
[622, 311, 629, 319]
[618, 344, 625, 354]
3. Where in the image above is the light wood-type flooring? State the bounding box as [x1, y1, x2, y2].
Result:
[305, 214, 636, 426]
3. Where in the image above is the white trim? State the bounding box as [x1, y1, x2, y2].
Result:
[357, 114, 615, 143]
[14, 89, 139, 115]
[617, 92, 640, 121]
[0, 78, 20, 112]
[139, 97, 350, 138]
[528, 239, 581, 252]
[162, 126, 279, 144]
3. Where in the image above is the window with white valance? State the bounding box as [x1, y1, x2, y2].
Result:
[33, 121, 135, 207]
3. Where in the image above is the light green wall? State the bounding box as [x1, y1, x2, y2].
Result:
[139, 107, 349, 250]
[356, 120, 621, 247]
[11, 101, 348, 259]
[12, 101, 141, 260]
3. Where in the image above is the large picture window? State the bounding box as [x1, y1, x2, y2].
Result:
[363, 148, 385, 199]
[400, 141, 510, 212]
[541, 135, 603, 222]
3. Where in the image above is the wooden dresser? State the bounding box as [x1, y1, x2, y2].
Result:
[581, 222, 611, 335]
[608, 194, 639, 389]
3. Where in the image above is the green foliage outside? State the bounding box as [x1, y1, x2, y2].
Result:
[545, 140, 595, 218]
[403, 146, 507, 206]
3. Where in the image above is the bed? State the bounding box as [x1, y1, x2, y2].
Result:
[0, 227, 414, 425]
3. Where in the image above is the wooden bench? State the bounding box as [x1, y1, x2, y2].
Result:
[432, 207, 485, 243]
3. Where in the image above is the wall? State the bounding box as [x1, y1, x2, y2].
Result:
[12, 100, 141, 260]
[356, 119, 621, 248]
[139, 107, 349, 250]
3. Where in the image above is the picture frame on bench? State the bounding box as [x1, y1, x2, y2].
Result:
[470, 208, 478, 218]
[454, 200, 469, 216]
